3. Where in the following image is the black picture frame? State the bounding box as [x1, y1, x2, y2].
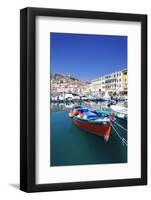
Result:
[20, 7, 147, 192]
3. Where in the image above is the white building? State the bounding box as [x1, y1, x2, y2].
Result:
[91, 68, 127, 96]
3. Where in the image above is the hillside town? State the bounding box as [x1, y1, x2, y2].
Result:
[50, 68, 127, 102]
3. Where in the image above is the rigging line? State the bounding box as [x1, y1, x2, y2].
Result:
[110, 123, 127, 146]
[114, 121, 127, 132]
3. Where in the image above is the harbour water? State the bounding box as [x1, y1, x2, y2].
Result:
[50, 101, 127, 166]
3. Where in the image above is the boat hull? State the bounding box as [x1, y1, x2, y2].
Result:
[73, 117, 111, 140]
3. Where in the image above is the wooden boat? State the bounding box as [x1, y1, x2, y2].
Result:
[68, 105, 114, 141]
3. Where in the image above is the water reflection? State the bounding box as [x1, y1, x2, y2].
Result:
[50, 101, 112, 112]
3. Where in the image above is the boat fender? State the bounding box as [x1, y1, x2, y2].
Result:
[68, 113, 74, 118]
[72, 109, 79, 116]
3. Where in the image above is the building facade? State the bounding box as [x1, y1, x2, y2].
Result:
[91, 68, 128, 96]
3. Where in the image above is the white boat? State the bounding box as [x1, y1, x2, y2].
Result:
[110, 105, 128, 119]
[58, 96, 64, 102]
[87, 95, 96, 101]
[100, 95, 111, 101]
[80, 95, 88, 101]
[119, 95, 128, 101]
[51, 96, 58, 102]
[64, 93, 73, 101]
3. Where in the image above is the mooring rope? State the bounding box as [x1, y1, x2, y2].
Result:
[114, 121, 127, 132]
[122, 138, 127, 145]
[110, 123, 127, 146]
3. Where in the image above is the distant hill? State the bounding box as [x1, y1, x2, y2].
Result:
[51, 73, 83, 84]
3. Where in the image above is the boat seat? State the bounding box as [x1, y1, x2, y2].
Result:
[83, 111, 98, 119]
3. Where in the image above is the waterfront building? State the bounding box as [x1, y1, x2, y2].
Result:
[80, 83, 91, 94]
[90, 78, 102, 95]
[91, 68, 128, 96]
[122, 68, 128, 93]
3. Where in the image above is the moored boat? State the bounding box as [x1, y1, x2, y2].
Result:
[99, 96, 111, 101]
[68, 105, 114, 141]
[110, 105, 127, 119]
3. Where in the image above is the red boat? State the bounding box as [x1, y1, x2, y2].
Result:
[69, 105, 114, 142]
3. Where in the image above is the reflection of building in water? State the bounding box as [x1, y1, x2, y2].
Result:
[91, 68, 127, 96]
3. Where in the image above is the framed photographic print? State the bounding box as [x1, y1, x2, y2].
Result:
[20, 7, 147, 192]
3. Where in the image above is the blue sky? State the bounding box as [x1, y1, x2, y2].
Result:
[50, 33, 127, 81]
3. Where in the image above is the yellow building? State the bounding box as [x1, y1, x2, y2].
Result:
[122, 69, 128, 93]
